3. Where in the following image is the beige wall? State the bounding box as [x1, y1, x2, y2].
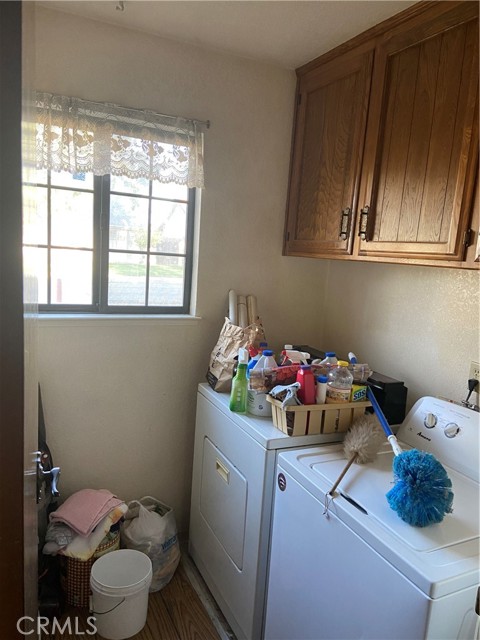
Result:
[35, 7, 480, 532]
[35, 7, 327, 530]
[322, 261, 479, 412]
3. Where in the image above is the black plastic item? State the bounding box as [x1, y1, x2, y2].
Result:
[465, 378, 479, 403]
[38, 387, 60, 533]
[38, 555, 64, 620]
[367, 371, 408, 426]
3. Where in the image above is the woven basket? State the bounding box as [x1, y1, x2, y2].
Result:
[60, 530, 120, 607]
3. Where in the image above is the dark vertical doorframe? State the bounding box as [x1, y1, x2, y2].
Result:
[0, 2, 25, 638]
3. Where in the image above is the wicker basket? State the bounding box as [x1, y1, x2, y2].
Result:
[267, 396, 371, 437]
[60, 530, 120, 607]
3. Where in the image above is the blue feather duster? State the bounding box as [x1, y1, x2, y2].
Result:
[387, 449, 453, 527]
[367, 388, 454, 528]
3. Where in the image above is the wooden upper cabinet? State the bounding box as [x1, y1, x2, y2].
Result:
[284, 46, 374, 257]
[284, 1, 479, 268]
[356, 1, 479, 262]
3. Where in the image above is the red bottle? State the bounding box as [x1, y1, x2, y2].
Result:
[296, 365, 316, 405]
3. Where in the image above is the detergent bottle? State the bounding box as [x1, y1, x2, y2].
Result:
[252, 349, 277, 371]
[248, 349, 276, 417]
[320, 352, 338, 366]
[247, 342, 268, 375]
[296, 365, 316, 405]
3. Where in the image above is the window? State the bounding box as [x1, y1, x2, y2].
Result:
[23, 170, 195, 313]
[27, 92, 206, 314]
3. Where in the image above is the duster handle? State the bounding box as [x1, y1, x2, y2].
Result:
[328, 453, 358, 496]
[367, 387, 403, 456]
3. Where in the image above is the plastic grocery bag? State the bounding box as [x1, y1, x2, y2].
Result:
[120, 496, 180, 592]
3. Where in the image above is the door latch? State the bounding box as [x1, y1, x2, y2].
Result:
[339, 207, 351, 240]
[36, 450, 60, 504]
[358, 205, 370, 241]
[215, 458, 230, 484]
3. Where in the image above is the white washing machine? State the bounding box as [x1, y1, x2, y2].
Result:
[188, 383, 351, 640]
[265, 396, 480, 640]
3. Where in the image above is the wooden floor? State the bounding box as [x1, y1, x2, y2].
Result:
[52, 558, 223, 640]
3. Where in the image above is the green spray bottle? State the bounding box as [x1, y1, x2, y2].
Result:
[229, 347, 249, 413]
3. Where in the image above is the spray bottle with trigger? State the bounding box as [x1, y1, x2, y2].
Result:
[280, 345, 310, 366]
[229, 348, 249, 413]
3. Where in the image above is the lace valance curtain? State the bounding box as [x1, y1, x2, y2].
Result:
[36, 92, 205, 188]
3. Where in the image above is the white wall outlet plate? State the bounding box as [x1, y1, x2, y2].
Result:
[469, 361, 480, 382]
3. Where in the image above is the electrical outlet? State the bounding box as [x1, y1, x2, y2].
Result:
[469, 361, 480, 382]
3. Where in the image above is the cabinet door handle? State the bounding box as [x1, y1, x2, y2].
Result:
[216, 459, 230, 484]
[339, 207, 351, 240]
[358, 205, 370, 241]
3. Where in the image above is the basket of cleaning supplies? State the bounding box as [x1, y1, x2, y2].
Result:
[266, 397, 371, 437]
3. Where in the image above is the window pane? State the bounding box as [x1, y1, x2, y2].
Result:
[108, 253, 146, 306]
[23, 246, 48, 304]
[110, 195, 149, 251]
[23, 185, 48, 245]
[148, 256, 185, 307]
[51, 170, 94, 190]
[110, 174, 149, 196]
[51, 249, 93, 304]
[152, 181, 188, 201]
[36, 167, 48, 185]
[150, 201, 187, 253]
[51, 189, 94, 248]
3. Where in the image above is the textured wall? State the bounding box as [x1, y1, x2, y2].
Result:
[322, 261, 480, 411]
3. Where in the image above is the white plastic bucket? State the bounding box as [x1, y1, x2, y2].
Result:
[90, 549, 152, 640]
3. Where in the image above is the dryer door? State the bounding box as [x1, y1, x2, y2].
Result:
[200, 437, 247, 569]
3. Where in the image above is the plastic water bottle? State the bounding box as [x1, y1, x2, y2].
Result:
[326, 360, 353, 404]
[229, 348, 249, 413]
[296, 365, 316, 405]
[315, 375, 328, 404]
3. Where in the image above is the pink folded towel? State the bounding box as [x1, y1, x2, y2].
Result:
[49, 489, 123, 537]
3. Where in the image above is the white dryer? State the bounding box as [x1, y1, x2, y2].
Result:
[265, 396, 479, 640]
[188, 383, 350, 640]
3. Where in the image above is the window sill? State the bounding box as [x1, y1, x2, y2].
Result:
[37, 314, 202, 327]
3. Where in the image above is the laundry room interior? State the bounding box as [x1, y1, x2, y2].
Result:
[1, 0, 479, 639]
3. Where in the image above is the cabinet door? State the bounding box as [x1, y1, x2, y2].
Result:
[356, 2, 479, 262]
[284, 46, 373, 257]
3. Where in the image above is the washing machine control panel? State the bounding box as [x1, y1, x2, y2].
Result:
[398, 396, 479, 481]
[443, 422, 460, 438]
[424, 413, 437, 428]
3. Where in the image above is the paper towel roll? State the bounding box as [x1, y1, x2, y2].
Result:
[228, 289, 237, 325]
[246, 295, 257, 325]
[237, 295, 247, 328]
